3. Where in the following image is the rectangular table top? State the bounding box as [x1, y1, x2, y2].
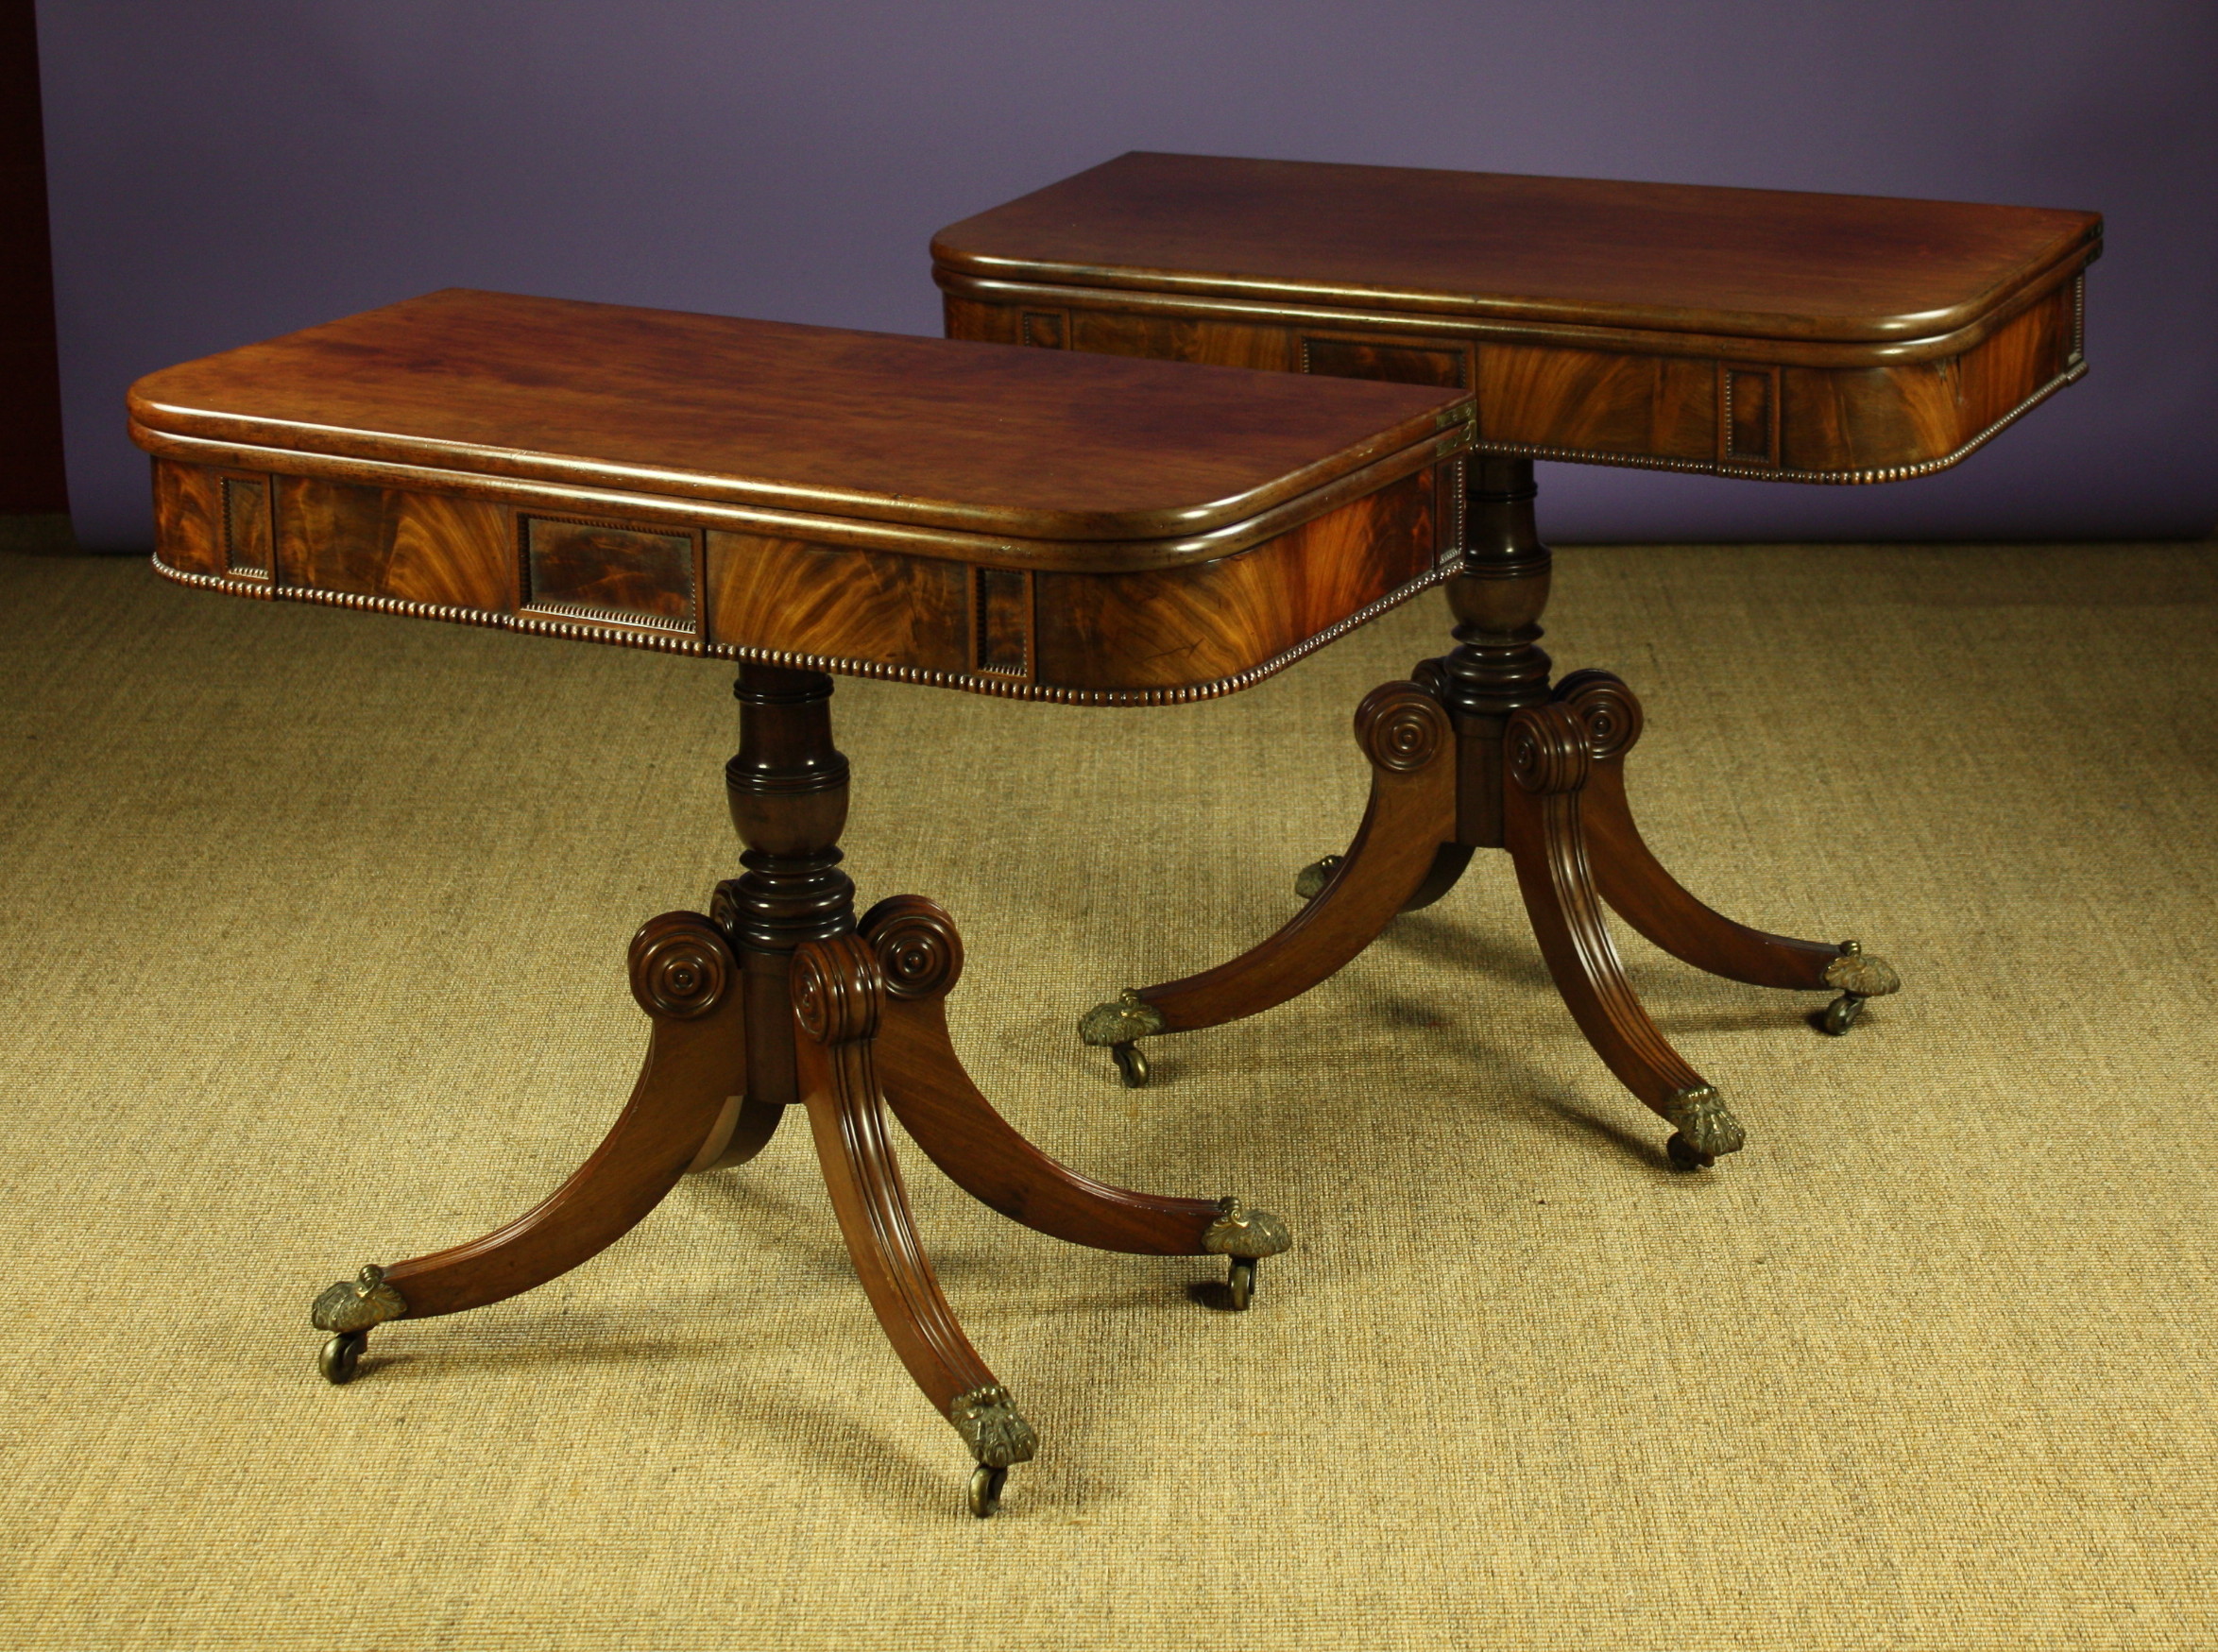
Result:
[130, 288, 1467, 560]
[932, 151, 2101, 349]
[935, 153, 2098, 485]
[133, 290, 1472, 704]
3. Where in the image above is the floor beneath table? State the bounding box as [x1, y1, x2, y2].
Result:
[1, 540, 2212, 1651]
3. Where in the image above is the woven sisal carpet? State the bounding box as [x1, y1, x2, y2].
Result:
[1, 541, 2212, 1649]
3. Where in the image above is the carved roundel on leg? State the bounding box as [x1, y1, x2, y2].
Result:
[859, 895, 966, 1001]
[1506, 703, 1594, 795]
[791, 932, 884, 1046]
[1553, 669, 1645, 761]
[1354, 681, 1452, 773]
[627, 912, 735, 1019]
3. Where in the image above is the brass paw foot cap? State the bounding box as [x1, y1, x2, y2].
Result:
[310, 1264, 408, 1334]
[1078, 988, 1167, 1048]
[1662, 1086, 1746, 1159]
[1824, 941, 1901, 998]
[947, 1384, 1038, 1469]
[1203, 1197, 1294, 1259]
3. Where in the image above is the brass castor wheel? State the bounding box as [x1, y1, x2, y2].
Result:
[1664, 1133, 1714, 1173]
[968, 1463, 1010, 1519]
[1110, 1041, 1150, 1088]
[1293, 853, 1342, 901]
[1226, 1258, 1257, 1311]
[319, 1330, 369, 1385]
[1819, 992, 1867, 1036]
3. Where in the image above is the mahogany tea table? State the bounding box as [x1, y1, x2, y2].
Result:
[935, 153, 2102, 1168]
[128, 287, 1474, 1517]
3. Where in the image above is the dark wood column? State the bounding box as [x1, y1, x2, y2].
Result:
[715, 663, 859, 1110]
[1432, 456, 1554, 848]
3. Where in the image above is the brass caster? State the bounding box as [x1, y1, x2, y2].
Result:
[1664, 1133, 1714, 1173]
[1079, 990, 1165, 1087]
[1819, 993, 1866, 1036]
[1818, 942, 1897, 1035]
[968, 1463, 1010, 1519]
[1293, 853, 1342, 901]
[319, 1330, 369, 1385]
[1110, 1041, 1150, 1088]
[1226, 1258, 1257, 1311]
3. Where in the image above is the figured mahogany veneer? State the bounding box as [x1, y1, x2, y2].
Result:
[945, 156, 2096, 1167]
[133, 289, 1469, 704]
[144, 291, 1458, 1518]
[935, 152, 2100, 482]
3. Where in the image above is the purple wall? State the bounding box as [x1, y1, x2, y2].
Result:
[37, 0, 2217, 548]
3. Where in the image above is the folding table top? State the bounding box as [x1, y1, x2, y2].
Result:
[933, 154, 2101, 485]
[130, 288, 1467, 558]
[933, 151, 2101, 349]
[130, 290, 1473, 703]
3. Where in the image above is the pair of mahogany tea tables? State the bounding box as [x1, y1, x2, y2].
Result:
[131, 154, 2100, 1517]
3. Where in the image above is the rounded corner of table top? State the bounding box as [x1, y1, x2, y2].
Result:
[134, 291, 1472, 707]
[933, 154, 2098, 485]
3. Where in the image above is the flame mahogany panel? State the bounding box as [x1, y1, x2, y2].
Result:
[935, 154, 2099, 485]
[128, 287, 1462, 547]
[150, 457, 1454, 700]
[275, 476, 512, 610]
[948, 281, 2084, 484]
[706, 532, 973, 673]
[1031, 468, 1437, 690]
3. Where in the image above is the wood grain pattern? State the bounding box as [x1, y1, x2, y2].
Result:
[150, 459, 225, 576]
[707, 531, 971, 672]
[128, 287, 1464, 546]
[275, 474, 511, 610]
[1133, 682, 1459, 1034]
[221, 475, 273, 577]
[1029, 471, 1439, 691]
[524, 516, 696, 630]
[1555, 671, 1839, 990]
[1470, 340, 1715, 466]
[862, 896, 1237, 1253]
[951, 282, 2085, 484]
[791, 932, 1003, 1419]
[933, 152, 2099, 346]
[378, 912, 749, 1320]
[1500, 705, 1715, 1122]
[151, 451, 1455, 702]
[936, 155, 2097, 483]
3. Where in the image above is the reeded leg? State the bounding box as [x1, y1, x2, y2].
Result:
[1553, 670, 1901, 1031]
[863, 895, 1290, 1301]
[308, 659, 1305, 1516]
[1502, 704, 1747, 1170]
[309, 911, 770, 1378]
[790, 932, 1037, 1517]
[1079, 680, 1458, 1085]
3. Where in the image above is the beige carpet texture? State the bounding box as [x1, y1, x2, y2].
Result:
[1, 539, 2213, 1649]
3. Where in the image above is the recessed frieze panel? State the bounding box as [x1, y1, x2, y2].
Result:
[222, 475, 274, 579]
[973, 567, 1033, 678]
[1303, 336, 1467, 389]
[1719, 365, 1781, 467]
[1020, 311, 1066, 349]
[522, 517, 697, 633]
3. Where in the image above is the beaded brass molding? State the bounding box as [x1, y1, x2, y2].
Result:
[151, 552, 1460, 707]
[1476, 357, 2087, 485]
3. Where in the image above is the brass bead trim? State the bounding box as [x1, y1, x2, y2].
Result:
[1475, 360, 2086, 485]
[151, 555, 1458, 707]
